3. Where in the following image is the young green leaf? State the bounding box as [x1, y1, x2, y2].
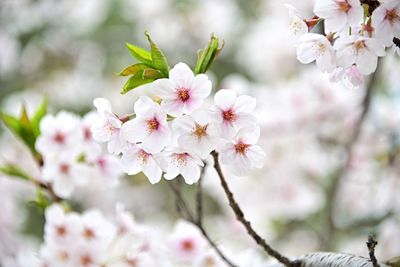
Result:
[118, 63, 149, 76]
[31, 98, 47, 138]
[194, 34, 224, 75]
[121, 70, 155, 94]
[126, 43, 153, 65]
[0, 163, 33, 181]
[144, 31, 169, 76]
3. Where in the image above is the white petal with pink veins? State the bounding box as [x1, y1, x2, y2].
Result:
[169, 62, 194, 88]
[214, 89, 237, 110]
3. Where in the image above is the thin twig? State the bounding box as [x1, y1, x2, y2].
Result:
[366, 235, 380, 267]
[167, 174, 238, 267]
[196, 162, 206, 226]
[211, 151, 299, 267]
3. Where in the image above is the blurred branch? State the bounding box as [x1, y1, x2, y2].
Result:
[324, 61, 380, 248]
[367, 235, 380, 267]
[167, 174, 238, 267]
[211, 151, 299, 267]
[196, 162, 206, 226]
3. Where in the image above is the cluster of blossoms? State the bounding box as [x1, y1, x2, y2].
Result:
[91, 62, 266, 184]
[38, 204, 228, 267]
[287, 0, 400, 88]
[35, 111, 122, 198]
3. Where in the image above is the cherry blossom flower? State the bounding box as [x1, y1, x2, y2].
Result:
[90, 154, 122, 186]
[35, 111, 81, 156]
[171, 110, 219, 159]
[80, 112, 102, 160]
[285, 4, 308, 39]
[372, 0, 400, 46]
[168, 220, 206, 263]
[122, 96, 171, 153]
[218, 127, 265, 176]
[334, 34, 386, 75]
[121, 143, 163, 184]
[212, 89, 257, 138]
[163, 148, 204, 184]
[41, 154, 90, 198]
[91, 98, 125, 155]
[314, 0, 364, 34]
[330, 65, 365, 89]
[296, 33, 336, 72]
[79, 210, 116, 246]
[154, 62, 212, 117]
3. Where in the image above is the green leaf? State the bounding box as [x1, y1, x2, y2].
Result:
[31, 98, 47, 138]
[126, 43, 153, 65]
[121, 70, 155, 94]
[194, 34, 224, 75]
[118, 63, 149, 76]
[144, 31, 169, 76]
[1, 113, 21, 137]
[0, 163, 33, 181]
[143, 68, 164, 79]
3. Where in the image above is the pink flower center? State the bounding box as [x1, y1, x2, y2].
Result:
[222, 108, 236, 122]
[97, 157, 106, 170]
[193, 123, 208, 139]
[56, 225, 67, 237]
[181, 238, 194, 251]
[59, 163, 70, 175]
[137, 149, 150, 164]
[53, 131, 65, 144]
[80, 254, 93, 266]
[234, 141, 250, 155]
[337, 0, 350, 13]
[83, 127, 92, 140]
[354, 40, 366, 54]
[127, 257, 139, 267]
[386, 9, 399, 23]
[146, 117, 160, 132]
[173, 153, 188, 166]
[83, 227, 96, 240]
[177, 88, 190, 102]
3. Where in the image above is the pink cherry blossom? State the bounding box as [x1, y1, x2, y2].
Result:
[35, 111, 81, 156]
[163, 148, 204, 184]
[121, 143, 163, 184]
[122, 96, 171, 153]
[79, 112, 102, 161]
[314, 0, 364, 34]
[297, 33, 336, 72]
[154, 62, 212, 117]
[91, 98, 125, 155]
[330, 65, 365, 89]
[334, 34, 386, 75]
[371, 0, 400, 46]
[171, 110, 219, 159]
[218, 127, 265, 176]
[213, 89, 257, 138]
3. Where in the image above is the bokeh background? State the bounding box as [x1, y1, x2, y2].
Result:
[1, 0, 400, 265]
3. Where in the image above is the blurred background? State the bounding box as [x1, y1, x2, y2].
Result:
[1, 0, 400, 265]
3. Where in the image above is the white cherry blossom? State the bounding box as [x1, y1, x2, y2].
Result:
[213, 89, 257, 138]
[314, 0, 364, 34]
[121, 143, 163, 184]
[35, 111, 81, 156]
[163, 148, 204, 184]
[80, 111, 102, 160]
[330, 65, 365, 89]
[334, 34, 386, 75]
[91, 154, 122, 186]
[371, 0, 400, 46]
[218, 127, 265, 176]
[122, 96, 171, 153]
[41, 154, 90, 198]
[154, 62, 212, 117]
[91, 98, 125, 155]
[285, 4, 308, 39]
[171, 110, 219, 159]
[296, 33, 336, 72]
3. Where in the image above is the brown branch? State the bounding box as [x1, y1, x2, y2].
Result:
[167, 175, 238, 267]
[196, 162, 206, 226]
[211, 151, 299, 267]
[367, 235, 380, 267]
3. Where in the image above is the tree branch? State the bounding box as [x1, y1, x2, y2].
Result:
[167, 175, 238, 267]
[367, 235, 380, 267]
[211, 151, 299, 267]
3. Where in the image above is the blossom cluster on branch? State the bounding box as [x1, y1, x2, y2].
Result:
[91, 62, 266, 185]
[288, 0, 399, 88]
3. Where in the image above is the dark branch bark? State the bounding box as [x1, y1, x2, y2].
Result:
[367, 236, 380, 267]
[211, 151, 299, 267]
